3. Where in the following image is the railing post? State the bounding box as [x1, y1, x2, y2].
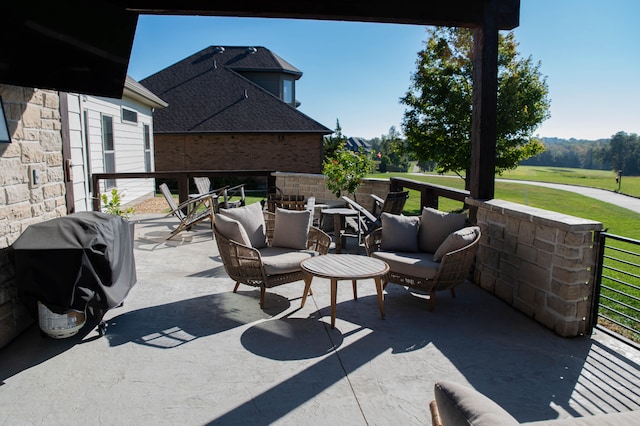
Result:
[267, 173, 276, 193]
[92, 175, 101, 211]
[178, 173, 190, 214]
[422, 187, 438, 209]
[588, 230, 607, 335]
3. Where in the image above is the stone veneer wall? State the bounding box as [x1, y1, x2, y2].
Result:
[0, 85, 66, 348]
[467, 198, 602, 337]
[273, 172, 391, 208]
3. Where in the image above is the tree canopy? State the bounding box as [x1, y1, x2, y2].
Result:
[401, 27, 550, 187]
[602, 131, 640, 176]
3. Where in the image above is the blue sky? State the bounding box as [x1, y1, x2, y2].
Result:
[127, 0, 640, 141]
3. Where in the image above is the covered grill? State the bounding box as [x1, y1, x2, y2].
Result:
[12, 212, 136, 337]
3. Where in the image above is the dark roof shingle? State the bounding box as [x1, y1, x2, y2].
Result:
[141, 46, 331, 134]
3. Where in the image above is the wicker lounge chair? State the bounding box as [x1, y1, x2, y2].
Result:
[364, 208, 480, 310]
[214, 204, 331, 308]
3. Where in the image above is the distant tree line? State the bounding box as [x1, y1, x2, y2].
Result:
[520, 131, 640, 175]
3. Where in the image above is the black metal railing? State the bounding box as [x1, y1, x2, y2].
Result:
[91, 170, 276, 212]
[594, 232, 640, 344]
[389, 176, 469, 209]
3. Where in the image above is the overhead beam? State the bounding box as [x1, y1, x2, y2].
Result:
[2, 1, 138, 98]
[120, 0, 520, 30]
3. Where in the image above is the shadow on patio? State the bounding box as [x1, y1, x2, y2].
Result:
[1, 214, 639, 425]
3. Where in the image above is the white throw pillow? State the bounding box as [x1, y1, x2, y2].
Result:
[271, 208, 312, 250]
[219, 202, 267, 248]
[418, 207, 467, 253]
[380, 213, 420, 252]
[433, 226, 480, 261]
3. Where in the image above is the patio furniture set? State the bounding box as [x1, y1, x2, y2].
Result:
[159, 182, 482, 327]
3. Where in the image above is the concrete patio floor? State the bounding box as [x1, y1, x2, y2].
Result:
[1, 214, 640, 425]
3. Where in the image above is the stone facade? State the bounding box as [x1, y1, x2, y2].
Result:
[154, 133, 324, 174]
[0, 84, 66, 348]
[468, 198, 602, 337]
[273, 172, 391, 208]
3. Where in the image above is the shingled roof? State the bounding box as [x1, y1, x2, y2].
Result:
[140, 46, 332, 134]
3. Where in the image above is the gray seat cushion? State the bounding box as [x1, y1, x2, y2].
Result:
[371, 250, 440, 280]
[380, 213, 420, 252]
[258, 247, 318, 275]
[433, 225, 480, 261]
[434, 381, 519, 426]
[214, 214, 251, 246]
[219, 202, 268, 248]
[271, 207, 311, 250]
[418, 207, 467, 253]
[434, 380, 640, 426]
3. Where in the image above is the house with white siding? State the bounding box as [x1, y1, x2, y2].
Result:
[63, 76, 167, 212]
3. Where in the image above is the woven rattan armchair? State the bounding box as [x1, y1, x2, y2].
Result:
[364, 225, 480, 310]
[214, 210, 331, 308]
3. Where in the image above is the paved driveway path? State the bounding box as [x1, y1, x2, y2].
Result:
[496, 179, 640, 214]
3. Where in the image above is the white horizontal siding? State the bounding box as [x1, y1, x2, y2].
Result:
[81, 93, 156, 207]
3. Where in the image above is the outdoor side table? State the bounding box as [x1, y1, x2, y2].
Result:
[320, 207, 360, 253]
[300, 254, 389, 329]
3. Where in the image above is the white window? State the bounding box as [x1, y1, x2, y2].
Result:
[282, 79, 293, 104]
[122, 107, 138, 124]
[143, 124, 152, 172]
[102, 114, 116, 189]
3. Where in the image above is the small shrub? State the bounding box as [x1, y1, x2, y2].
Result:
[101, 188, 135, 219]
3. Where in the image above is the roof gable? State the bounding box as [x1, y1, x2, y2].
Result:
[141, 46, 329, 133]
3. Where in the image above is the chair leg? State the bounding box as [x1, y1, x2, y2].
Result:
[450, 288, 456, 298]
[428, 290, 436, 311]
[233, 282, 240, 293]
[259, 287, 266, 308]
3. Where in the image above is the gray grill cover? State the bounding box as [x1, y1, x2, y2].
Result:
[13, 212, 136, 315]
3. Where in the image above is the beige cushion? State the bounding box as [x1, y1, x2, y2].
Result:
[433, 226, 480, 262]
[219, 202, 267, 248]
[434, 381, 519, 426]
[418, 207, 467, 253]
[214, 214, 251, 246]
[258, 247, 318, 275]
[380, 213, 419, 252]
[271, 208, 311, 250]
[371, 250, 439, 280]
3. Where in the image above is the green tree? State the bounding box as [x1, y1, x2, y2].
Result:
[371, 126, 412, 172]
[401, 27, 550, 188]
[322, 121, 375, 199]
[604, 131, 640, 176]
[323, 119, 347, 161]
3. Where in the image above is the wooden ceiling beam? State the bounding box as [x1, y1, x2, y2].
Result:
[120, 0, 520, 30]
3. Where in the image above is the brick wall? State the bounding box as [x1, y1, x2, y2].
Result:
[0, 84, 66, 348]
[154, 133, 324, 174]
[468, 198, 602, 337]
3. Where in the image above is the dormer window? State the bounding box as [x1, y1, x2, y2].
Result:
[282, 79, 293, 105]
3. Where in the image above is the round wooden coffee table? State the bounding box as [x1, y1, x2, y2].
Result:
[300, 254, 389, 328]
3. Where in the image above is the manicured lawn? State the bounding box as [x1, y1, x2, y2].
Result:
[369, 170, 640, 240]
